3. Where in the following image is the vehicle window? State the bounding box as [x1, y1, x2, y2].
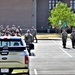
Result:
[13, 42, 19, 46]
[0, 39, 23, 46]
[2, 41, 9, 46]
[11, 41, 21, 46]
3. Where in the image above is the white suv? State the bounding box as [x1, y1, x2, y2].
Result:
[0, 36, 29, 75]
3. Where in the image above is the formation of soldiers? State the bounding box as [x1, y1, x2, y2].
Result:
[0, 25, 37, 56]
[0, 25, 22, 36]
[61, 28, 75, 48]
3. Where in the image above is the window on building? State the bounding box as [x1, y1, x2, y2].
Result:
[48, 0, 61, 10]
[70, 0, 75, 10]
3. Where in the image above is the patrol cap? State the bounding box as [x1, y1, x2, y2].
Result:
[12, 25, 15, 26]
[27, 30, 30, 33]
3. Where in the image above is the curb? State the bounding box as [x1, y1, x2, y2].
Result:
[37, 38, 61, 40]
[37, 38, 70, 40]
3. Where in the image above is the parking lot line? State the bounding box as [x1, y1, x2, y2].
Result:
[34, 69, 37, 75]
[59, 47, 72, 58]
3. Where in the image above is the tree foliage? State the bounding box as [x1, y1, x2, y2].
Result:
[48, 2, 75, 28]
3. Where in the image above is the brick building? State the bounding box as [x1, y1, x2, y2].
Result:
[0, 0, 73, 32]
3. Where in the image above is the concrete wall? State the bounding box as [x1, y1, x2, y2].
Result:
[36, 0, 49, 32]
[0, 0, 32, 31]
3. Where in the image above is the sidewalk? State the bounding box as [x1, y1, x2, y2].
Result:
[22, 33, 71, 40]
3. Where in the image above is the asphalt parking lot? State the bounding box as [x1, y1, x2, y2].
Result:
[29, 39, 75, 75]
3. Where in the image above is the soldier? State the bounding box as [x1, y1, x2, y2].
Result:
[70, 29, 75, 48]
[0, 25, 5, 36]
[11, 25, 16, 36]
[31, 27, 38, 43]
[5, 25, 11, 36]
[16, 28, 21, 36]
[11, 25, 16, 33]
[61, 29, 67, 48]
[24, 30, 33, 56]
[17, 26, 22, 35]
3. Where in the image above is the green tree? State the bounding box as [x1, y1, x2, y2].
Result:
[48, 2, 75, 28]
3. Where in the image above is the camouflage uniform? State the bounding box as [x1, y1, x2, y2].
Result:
[16, 26, 22, 36]
[24, 30, 33, 55]
[11, 25, 16, 33]
[61, 30, 67, 48]
[11, 25, 16, 36]
[17, 26, 22, 35]
[25, 30, 33, 44]
[0, 25, 5, 36]
[70, 30, 75, 48]
[31, 27, 37, 43]
[5, 25, 11, 36]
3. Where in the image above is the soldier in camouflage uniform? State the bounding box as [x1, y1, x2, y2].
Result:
[17, 26, 22, 35]
[0, 25, 5, 36]
[11, 25, 16, 36]
[5, 25, 11, 36]
[16, 28, 21, 36]
[31, 27, 38, 43]
[24, 30, 33, 55]
[70, 29, 75, 48]
[61, 29, 67, 48]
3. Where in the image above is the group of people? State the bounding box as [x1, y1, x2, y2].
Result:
[0, 25, 38, 56]
[61, 28, 75, 48]
[0, 25, 22, 36]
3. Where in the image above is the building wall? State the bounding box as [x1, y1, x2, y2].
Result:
[0, 0, 32, 31]
[36, 0, 49, 32]
[62, 0, 70, 6]
[0, 0, 71, 33]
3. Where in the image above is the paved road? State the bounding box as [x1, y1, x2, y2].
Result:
[29, 40, 75, 75]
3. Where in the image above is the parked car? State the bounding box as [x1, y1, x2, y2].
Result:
[0, 36, 29, 75]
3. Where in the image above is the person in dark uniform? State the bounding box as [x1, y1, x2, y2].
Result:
[70, 29, 75, 48]
[24, 30, 33, 56]
[61, 29, 67, 48]
[31, 27, 38, 43]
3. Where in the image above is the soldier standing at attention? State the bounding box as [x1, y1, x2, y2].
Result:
[61, 29, 67, 48]
[17, 26, 22, 35]
[5, 25, 11, 36]
[31, 27, 38, 43]
[11, 25, 16, 36]
[1, 25, 5, 36]
[70, 29, 75, 48]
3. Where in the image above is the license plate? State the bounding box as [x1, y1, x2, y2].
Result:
[1, 68, 9, 73]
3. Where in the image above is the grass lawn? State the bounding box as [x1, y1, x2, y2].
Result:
[22, 33, 61, 39]
[21, 33, 71, 39]
[36, 33, 61, 38]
